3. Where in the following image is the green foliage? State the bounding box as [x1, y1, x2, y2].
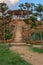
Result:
[26, 36, 31, 41]
[30, 22, 36, 28]
[30, 16, 37, 22]
[35, 4, 43, 21]
[30, 3, 35, 12]
[23, 19, 29, 24]
[19, 3, 24, 10]
[30, 47, 43, 53]
[25, 32, 43, 42]
[0, 3, 12, 21]
[31, 33, 36, 40]
[0, 44, 32, 65]
[25, 2, 30, 9]
[35, 4, 43, 12]
[19, 2, 43, 21]
[0, 3, 8, 12]
[42, 34, 43, 40]
[0, 3, 12, 41]
[31, 32, 41, 40]
[25, 36, 31, 44]
[5, 34, 13, 40]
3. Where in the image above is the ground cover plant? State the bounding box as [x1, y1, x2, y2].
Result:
[0, 44, 32, 65]
[29, 46, 43, 53]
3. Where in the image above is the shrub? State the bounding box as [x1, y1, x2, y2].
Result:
[30, 22, 36, 28]
[25, 36, 31, 44]
[25, 36, 31, 41]
[5, 34, 13, 40]
[31, 32, 41, 40]
[23, 19, 29, 24]
[30, 16, 37, 22]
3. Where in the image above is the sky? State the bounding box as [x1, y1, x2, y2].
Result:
[0, 0, 43, 10]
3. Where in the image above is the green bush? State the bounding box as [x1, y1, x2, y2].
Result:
[25, 36, 31, 44]
[30, 22, 36, 28]
[5, 34, 13, 40]
[31, 32, 41, 40]
[23, 19, 29, 24]
[26, 36, 31, 41]
[30, 16, 37, 22]
[41, 33, 43, 40]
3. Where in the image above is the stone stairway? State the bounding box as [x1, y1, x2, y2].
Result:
[14, 21, 23, 43]
[10, 43, 27, 46]
[12, 20, 28, 44]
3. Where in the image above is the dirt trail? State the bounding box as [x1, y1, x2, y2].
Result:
[10, 20, 43, 65]
[10, 46, 43, 65]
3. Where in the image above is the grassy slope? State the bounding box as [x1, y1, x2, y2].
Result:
[0, 44, 32, 65]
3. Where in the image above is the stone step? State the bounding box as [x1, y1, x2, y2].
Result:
[14, 38, 23, 42]
[10, 43, 27, 46]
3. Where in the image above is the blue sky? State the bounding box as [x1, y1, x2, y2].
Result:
[9, 0, 43, 10]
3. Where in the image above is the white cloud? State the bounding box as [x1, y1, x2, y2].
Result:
[10, 0, 19, 4]
[0, 0, 19, 9]
[0, 0, 19, 4]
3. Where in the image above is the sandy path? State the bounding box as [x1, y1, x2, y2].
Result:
[10, 45, 43, 65]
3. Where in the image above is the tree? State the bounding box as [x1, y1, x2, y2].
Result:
[30, 3, 35, 12]
[0, 2, 12, 43]
[19, 3, 24, 18]
[19, 3, 24, 10]
[35, 4, 43, 21]
[25, 2, 30, 19]
[30, 15, 37, 22]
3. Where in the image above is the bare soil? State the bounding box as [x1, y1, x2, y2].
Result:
[10, 45, 43, 65]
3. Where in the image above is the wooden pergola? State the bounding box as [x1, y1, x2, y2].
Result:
[8, 10, 31, 15]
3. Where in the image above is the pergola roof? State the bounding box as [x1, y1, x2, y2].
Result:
[8, 10, 32, 15]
